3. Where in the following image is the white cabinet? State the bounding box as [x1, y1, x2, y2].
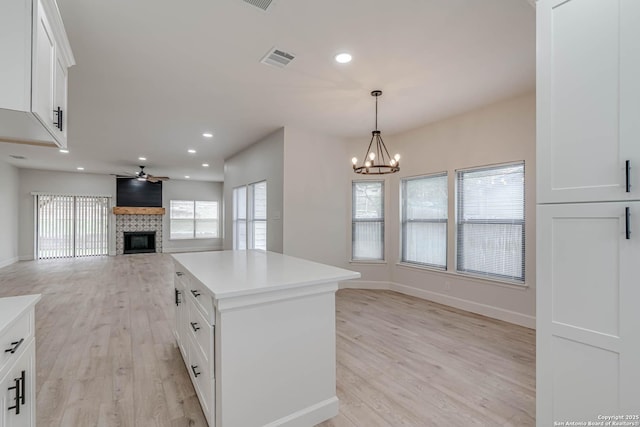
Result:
[172, 251, 359, 427]
[537, 202, 640, 423]
[0, 295, 40, 427]
[537, 0, 640, 423]
[537, 0, 640, 204]
[173, 268, 215, 426]
[0, 0, 74, 148]
[0, 341, 35, 427]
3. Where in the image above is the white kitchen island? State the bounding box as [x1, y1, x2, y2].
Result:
[171, 250, 360, 427]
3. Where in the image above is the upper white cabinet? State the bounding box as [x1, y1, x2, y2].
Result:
[537, 0, 640, 204]
[0, 0, 74, 148]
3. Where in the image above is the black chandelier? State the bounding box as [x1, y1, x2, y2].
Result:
[352, 90, 400, 175]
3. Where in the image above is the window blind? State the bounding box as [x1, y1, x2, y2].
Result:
[456, 162, 525, 282]
[352, 181, 384, 261]
[401, 173, 447, 268]
[249, 181, 267, 250]
[170, 200, 219, 239]
[36, 195, 109, 259]
[233, 186, 247, 250]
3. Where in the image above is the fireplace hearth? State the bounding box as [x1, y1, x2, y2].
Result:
[123, 231, 156, 254]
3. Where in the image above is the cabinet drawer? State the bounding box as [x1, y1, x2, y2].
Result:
[0, 310, 32, 375]
[187, 301, 213, 372]
[187, 334, 212, 420]
[187, 278, 214, 324]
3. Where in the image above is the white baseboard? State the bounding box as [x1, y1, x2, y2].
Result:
[339, 280, 392, 290]
[391, 283, 535, 329]
[19, 255, 33, 261]
[0, 256, 19, 269]
[162, 246, 223, 254]
[339, 280, 535, 329]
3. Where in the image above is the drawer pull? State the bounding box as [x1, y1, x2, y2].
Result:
[626, 207, 631, 240]
[176, 271, 184, 277]
[7, 371, 24, 415]
[5, 338, 24, 354]
[626, 160, 631, 193]
[175, 288, 181, 306]
[190, 365, 201, 378]
[190, 322, 200, 332]
[191, 290, 201, 298]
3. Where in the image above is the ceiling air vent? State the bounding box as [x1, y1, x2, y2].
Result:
[243, 0, 274, 11]
[261, 48, 295, 68]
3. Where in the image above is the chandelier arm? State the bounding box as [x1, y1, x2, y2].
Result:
[379, 134, 393, 164]
[362, 133, 376, 166]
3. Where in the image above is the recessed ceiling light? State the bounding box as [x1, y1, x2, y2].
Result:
[335, 53, 352, 64]
[77, 167, 84, 171]
[185, 175, 190, 179]
[139, 156, 147, 161]
[188, 149, 196, 154]
[59, 149, 69, 154]
[202, 133, 213, 138]
[202, 163, 209, 167]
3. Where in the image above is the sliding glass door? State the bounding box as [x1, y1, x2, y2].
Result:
[36, 195, 110, 259]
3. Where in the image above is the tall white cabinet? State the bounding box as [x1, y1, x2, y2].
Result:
[0, 0, 74, 148]
[537, 0, 640, 423]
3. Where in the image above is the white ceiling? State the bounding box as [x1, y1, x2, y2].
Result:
[0, 0, 535, 182]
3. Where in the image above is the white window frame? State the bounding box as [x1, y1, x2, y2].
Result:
[169, 200, 219, 240]
[455, 161, 525, 284]
[233, 181, 268, 251]
[248, 180, 267, 251]
[400, 172, 448, 270]
[351, 180, 385, 262]
[232, 186, 247, 250]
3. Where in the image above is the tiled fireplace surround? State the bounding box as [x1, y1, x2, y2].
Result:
[115, 214, 163, 255]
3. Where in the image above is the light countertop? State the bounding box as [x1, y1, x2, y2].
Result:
[172, 250, 360, 299]
[0, 294, 41, 334]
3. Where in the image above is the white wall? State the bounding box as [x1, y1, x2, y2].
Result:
[223, 128, 284, 252]
[345, 92, 536, 327]
[18, 169, 117, 259]
[0, 161, 19, 268]
[162, 179, 223, 253]
[282, 127, 350, 269]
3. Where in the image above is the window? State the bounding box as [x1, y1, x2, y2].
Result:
[352, 181, 384, 261]
[401, 173, 448, 269]
[36, 194, 110, 259]
[233, 181, 267, 250]
[248, 181, 267, 250]
[456, 162, 525, 282]
[170, 200, 219, 239]
[233, 186, 247, 249]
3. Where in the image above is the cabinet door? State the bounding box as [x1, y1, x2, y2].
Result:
[537, 202, 640, 424]
[53, 52, 68, 144]
[0, 341, 35, 427]
[31, 0, 56, 137]
[537, 0, 640, 203]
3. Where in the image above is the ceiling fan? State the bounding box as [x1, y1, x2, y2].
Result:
[115, 166, 169, 183]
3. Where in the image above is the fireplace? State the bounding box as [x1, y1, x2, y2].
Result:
[123, 231, 156, 254]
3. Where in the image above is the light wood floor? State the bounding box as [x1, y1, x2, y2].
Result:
[0, 254, 535, 426]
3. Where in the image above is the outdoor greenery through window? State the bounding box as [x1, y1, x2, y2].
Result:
[170, 200, 219, 239]
[456, 162, 525, 283]
[401, 173, 448, 268]
[352, 181, 384, 261]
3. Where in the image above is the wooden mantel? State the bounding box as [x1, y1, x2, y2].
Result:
[113, 207, 165, 215]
